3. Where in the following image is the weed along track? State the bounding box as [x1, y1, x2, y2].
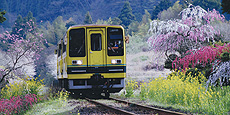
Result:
[84, 97, 187, 115]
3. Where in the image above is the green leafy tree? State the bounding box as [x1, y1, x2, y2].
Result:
[25, 11, 36, 22]
[137, 10, 151, 37]
[118, 1, 136, 28]
[158, 1, 183, 20]
[83, 11, 93, 24]
[141, 10, 151, 25]
[96, 17, 112, 25]
[34, 46, 56, 85]
[0, 9, 6, 23]
[151, 0, 172, 20]
[127, 21, 139, 35]
[11, 12, 37, 39]
[40, 16, 66, 46]
[53, 16, 66, 42]
[111, 17, 122, 25]
[221, 0, 230, 14]
[65, 21, 76, 29]
[193, 0, 221, 11]
[0, 0, 8, 13]
[11, 15, 23, 39]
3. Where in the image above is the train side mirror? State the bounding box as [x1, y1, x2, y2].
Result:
[125, 36, 129, 44]
[54, 49, 57, 54]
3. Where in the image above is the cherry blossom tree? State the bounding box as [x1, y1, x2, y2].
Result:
[0, 19, 45, 87]
[148, 4, 225, 59]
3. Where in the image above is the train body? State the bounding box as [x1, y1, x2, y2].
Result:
[56, 25, 126, 97]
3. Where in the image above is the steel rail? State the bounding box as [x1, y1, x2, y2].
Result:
[85, 98, 136, 115]
[109, 97, 187, 115]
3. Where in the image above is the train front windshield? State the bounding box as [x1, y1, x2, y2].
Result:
[107, 28, 124, 56]
[69, 28, 85, 57]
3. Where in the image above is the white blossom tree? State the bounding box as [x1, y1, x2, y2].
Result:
[206, 60, 230, 89]
[148, 4, 225, 59]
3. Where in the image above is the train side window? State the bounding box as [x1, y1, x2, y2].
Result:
[107, 27, 124, 56]
[91, 34, 102, 51]
[62, 41, 66, 53]
[69, 28, 85, 57]
[58, 44, 61, 57]
[63, 34, 67, 53]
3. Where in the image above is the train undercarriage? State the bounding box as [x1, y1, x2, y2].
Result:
[58, 76, 124, 98]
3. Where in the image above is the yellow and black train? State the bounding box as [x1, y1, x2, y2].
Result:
[56, 25, 127, 97]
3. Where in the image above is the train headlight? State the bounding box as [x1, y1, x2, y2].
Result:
[77, 60, 83, 65]
[111, 59, 116, 64]
[72, 60, 83, 65]
[111, 59, 122, 64]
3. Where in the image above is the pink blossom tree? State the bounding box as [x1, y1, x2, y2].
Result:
[0, 19, 45, 87]
[173, 43, 230, 70]
[148, 4, 225, 59]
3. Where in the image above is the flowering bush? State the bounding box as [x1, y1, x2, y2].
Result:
[167, 68, 207, 83]
[0, 76, 44, 114]
[0, 94, 38, 115]
[125, 80, 138, 97]
[172, 43, 230, 70]
[140, 71, 230, 114]
[1, 76, 44, 99]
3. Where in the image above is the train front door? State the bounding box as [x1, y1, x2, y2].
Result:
[87, 28, 106, 67]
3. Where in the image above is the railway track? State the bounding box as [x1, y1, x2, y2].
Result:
[85, 97, 187, 115]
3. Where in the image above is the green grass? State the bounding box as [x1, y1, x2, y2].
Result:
[24, 99, 77, 115]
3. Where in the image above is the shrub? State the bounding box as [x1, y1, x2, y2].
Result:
[0, 76, 44, 114]
[1, 76, 44, 99]
[173, 43, 230, 71]
[164, 54, 178, 70]
[167, 69, 207, 83]
[220, 52, 230, 62]
[125, 80, 138, 97]
[0, 94, 38, 115]
[140, 71, 230, 114]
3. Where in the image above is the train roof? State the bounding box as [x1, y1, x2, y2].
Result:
[68, 24, 123, 30]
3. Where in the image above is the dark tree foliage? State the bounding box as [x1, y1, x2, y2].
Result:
[11, 12, 37, 39]
[3, 0, 50, 19]
[65, 21, 76, 29]
[83, 11, 93, 24]
[164, 54, 178, 70]
[151, 0, 172, 20]
[1, 0, 175, 27]
[0, 0, 8, 12]
[118, 1, 136, 28]
[193, 0, 221, 11]
[0, 9, 6, 23]
[34, 46, 56, 85]
[180, 0, 193, 8]
[111, 17, 122, 25]
[222, 0, 230, 14]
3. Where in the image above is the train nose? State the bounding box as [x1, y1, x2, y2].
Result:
[89, 74, 105, 85]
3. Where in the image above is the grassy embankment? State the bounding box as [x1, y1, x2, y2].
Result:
[124, 71, 230, 115]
